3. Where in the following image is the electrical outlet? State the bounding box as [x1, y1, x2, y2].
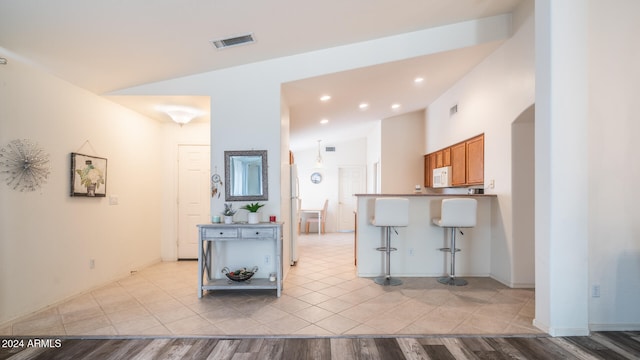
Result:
[264, 255, 270, 264]
[408, 248, 415, 256]
[592, 285, 601, 298]
[489, 179, 495, 189]
[89, 259, 95, 269]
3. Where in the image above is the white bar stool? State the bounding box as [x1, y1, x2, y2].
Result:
[432, 198, 477, 286]
[371, 197, 409, 286]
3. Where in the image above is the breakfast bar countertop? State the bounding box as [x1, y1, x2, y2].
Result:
[354, 193, 497, 197]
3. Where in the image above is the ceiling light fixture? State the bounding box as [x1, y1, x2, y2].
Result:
[320, 95, 331, 102]
[157, 105, 204, 126]
[320, 119, 329, 124]
[414, 77, 424, 84]
[391, 103, 401, 110]
[359, 103, 369, 110]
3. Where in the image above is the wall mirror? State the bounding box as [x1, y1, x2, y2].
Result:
[224, 150, 268, 201]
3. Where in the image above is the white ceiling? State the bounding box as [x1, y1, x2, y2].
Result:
[0, 0, 524, 150]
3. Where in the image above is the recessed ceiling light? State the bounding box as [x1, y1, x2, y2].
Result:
[320, 95, 331, 102]
[359, 103, 369, 110]
[391, 103, 401, 110]
[320, 119, 329, 124]
[414, 77, 424, 84]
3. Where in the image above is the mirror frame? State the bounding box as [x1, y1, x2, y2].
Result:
[224, 150, 268, 201]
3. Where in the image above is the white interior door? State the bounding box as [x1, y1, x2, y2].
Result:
[178, 145, 210, 259]
[338, 166, 365, 232]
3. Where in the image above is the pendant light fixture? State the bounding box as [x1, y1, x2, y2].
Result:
[315, 140, 323, 168]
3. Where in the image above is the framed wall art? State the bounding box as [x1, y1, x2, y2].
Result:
[70, 153, 107, 197]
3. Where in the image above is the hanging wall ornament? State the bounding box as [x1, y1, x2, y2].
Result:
[0, 139, 51, 192]
[211, 171, 223, 199]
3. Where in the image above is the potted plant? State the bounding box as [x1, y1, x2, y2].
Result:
[241, 202, 265, 224]
[222, 203, 237, 224]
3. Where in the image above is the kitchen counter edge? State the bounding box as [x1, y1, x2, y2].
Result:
[354, 193, 497, 197]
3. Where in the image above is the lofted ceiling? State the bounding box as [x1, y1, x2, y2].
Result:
[0, 0, 524, 150]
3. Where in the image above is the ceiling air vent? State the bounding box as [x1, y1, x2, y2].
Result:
[210, 33, 255, 49]
[325, 146, 336, 152]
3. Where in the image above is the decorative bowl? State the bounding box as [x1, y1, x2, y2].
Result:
[222, 266, 258, 282]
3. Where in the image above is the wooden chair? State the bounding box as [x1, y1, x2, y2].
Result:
[305, 199, 328, 234]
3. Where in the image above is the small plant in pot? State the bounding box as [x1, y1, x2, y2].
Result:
[222, 203, 237, 224]
[241, 202, 265, 224]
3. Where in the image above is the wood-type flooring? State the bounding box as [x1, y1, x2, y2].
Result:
[1, 331, 639, 359]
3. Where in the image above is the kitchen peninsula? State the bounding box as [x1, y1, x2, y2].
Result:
[355, 194, 496, 279]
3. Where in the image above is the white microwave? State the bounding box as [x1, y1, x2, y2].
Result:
[432, 166, 452, 188]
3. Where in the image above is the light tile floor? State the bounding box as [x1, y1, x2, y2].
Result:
[1, 232, 541, 336]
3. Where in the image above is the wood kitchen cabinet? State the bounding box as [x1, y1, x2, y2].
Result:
[451, 142, 467, 186]
[434, 148, 451, 168]
[424, 133, 484, 187]
[435, 151, 443, 168]
[424, 153, 437, 187]
[466, 134, 484, 184]
[424, 155, 430, 187]
[442, 147, 451, 166]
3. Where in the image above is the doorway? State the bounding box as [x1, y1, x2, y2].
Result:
[177, 145, 211, 259]
[511, 105, 535, 285]
[337, 166, 366, 232]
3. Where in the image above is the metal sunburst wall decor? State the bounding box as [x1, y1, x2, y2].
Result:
[0, 139, 51, 192]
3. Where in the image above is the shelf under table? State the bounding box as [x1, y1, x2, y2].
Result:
[201, 278, 278, 291]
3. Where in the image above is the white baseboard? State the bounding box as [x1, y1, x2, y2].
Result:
[532, 319, 591, 337]
[590, 323, 640, 331]
[489, 273, 535, 288]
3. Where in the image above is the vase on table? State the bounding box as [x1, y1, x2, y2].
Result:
[247, 212, 260, 224]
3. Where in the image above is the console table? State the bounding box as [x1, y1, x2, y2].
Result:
[197, 222, 283, 298]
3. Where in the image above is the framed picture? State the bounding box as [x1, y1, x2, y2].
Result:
[70, 153, 107, 197]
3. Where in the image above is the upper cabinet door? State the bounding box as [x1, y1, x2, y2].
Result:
[466, 134, 484, 185]
[424, 155, 431, 188]
[435, 151, 444, 168]
[443, 147, 451, 167]
[451, 142, 467, 186]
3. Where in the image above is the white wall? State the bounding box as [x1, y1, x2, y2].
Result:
[535, 0, 590, 336]
[0, 49, 164, 324]
[294, 138, 367, 233]
[533, 0, 640, 335]
[381, 110, 425, 194]
[425, 3, 535, 287]
[366, 122, 382, 193]
[587, 0, 640, 331]
[279, 95, 292, 277]
[511, 106, 535, 286]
